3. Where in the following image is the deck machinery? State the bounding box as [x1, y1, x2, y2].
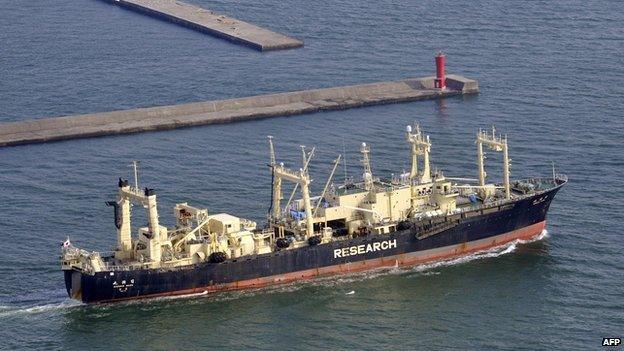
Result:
[61, 124, 566, 303]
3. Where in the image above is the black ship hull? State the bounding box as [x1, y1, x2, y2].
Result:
[65, 183, 563, 303]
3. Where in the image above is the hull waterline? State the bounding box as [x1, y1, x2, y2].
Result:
[65, 184, 562, 304]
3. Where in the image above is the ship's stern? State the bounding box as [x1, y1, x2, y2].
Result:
[63, 269, 83, 301]
[61, 240, 86, 301]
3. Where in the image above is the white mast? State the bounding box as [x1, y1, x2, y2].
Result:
[268, 136, 281, 219]
[406, 124, 432, 184]
[422, 135, 431, 184]
[131, 160, 140, 189]
[300, 145, 307, 169]
[476, 127, 511, 199]
[273, 164, 315, 238]
[268, 135, 276, 166]
[283, 147, 315, 214]
[342, 141, 348, 183]
[407, 124, 418, 180]
[313, 155, 341, 217]
[360, 142, 373, 190]
[552, 161, 556, 182]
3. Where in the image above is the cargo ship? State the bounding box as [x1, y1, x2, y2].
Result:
[61, 125, 566, 303]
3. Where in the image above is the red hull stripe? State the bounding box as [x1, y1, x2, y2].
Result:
[98, 221, 546, 303]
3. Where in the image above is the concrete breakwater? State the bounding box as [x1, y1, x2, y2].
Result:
[106, 0, 303, 51]
[0, 75, 478, 147]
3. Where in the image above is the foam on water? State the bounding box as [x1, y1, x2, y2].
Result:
[412, 229, 549, 272]
[111, 289, 211, 308]
[0, 299, 82, 318]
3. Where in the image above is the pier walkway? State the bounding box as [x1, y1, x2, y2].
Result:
[0, 75, 478, 147]
[108, 0, 303, 51]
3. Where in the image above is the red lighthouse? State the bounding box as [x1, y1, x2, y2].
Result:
[434, 52, 446, 89]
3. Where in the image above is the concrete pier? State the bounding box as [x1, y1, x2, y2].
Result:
[0, 75, 477, 147]
[108, 0, 303, 51]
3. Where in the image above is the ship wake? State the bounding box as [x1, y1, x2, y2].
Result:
[410, 229, 550, 274]
[0, 298, 82, 319]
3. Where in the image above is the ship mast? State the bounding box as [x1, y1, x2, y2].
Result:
[405, 124, 432, 184]
[268, 139, 316, 238]
[313, 155, 341, 217]
[131, 160, 140, 189]
[268, 135, 276, 166]
[273, 164, 315, 238]
[476, 127, 511, 199]
[114, 174, 165, 262]
[360, 142, 374, 190]
[407, 124, 419, 180]
[283, 147, 315, 213]
[268, 136, 282, 219]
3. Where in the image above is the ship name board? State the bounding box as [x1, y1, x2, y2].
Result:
[334, 239, 397, 259]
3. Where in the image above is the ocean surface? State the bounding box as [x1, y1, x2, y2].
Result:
[1, 0, 623, 350]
